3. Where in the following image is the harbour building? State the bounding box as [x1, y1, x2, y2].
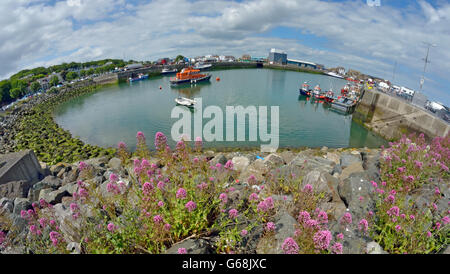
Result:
[287, 58, 318, 69]
[268, 48, 287, 65]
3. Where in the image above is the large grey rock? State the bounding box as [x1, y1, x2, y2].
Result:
[289, 154, 335, 175]
[339, 162, 364, 181]
[28, 176, 62, 202]
[165, 239, 214, 254]
[340, 152, 362, 169]
[238, 159, 268, 183]
[231, 156, 250, 173]
[108, 157, 122, 171]
[0, 180, 31, 199]
[62, 169, 79, 186]
[0, 150, 43, 186]
[361, 152, 381, 182]
[302, 170, 340, 202]
[263, 153, 284, 167]
[39, 188, 70, 205]
[279, 151, 295, 165]
[209, 154, 227, 166]
[366, 241, 388, 254]
[338, 172, 376, 221]
[325, 152, 340, 165]
[256, 211, 297, 254]
[13, 198, 32, 215]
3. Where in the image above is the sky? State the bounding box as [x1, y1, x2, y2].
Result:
[1, 0, 449, 105]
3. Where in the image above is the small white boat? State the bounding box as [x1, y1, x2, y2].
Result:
[175, 97, 196, 107]
[193, 62, 212, 70]
[326, 71, 344, 79]
[161, 68, 178, 75]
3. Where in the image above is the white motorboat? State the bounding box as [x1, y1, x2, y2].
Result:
[161, 67, 178, 75]
[193, 62, 212, 70]
[326, 71, 344, 79]
[175, 97, 196, 107]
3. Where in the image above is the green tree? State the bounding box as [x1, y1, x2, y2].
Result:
[50, 76, 59, 87]
[175, 55, 185, 63]
[0, 80, 12, 102]
[31, 81, 41, 93]
[10, 88, 22, 99]
[66, 71, 79, 81]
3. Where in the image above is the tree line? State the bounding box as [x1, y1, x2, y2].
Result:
[0, 59, 127, 104]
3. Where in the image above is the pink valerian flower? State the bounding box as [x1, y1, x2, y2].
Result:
[78, 161, 87, 171]
[109, 173, 118, 183]
[409, 215, 416, 221]
[435, 222, 441, 230]
[395, 225, 402, 231]
[359, 196, 364, 202]
[371, 181, 378, 188]
[317, 210, 328, 224]
[305, 219, 320, 229]
[154, 132, 167, 150]
[331, 242, 343, 254]
[185, 201, 197, 212]
[107, 223, 117, 232]
[157, 201, 164, 207]
[432, 203, 438, 211]
[118, 141, 127, 150]
[219, 193, 228, 204]
[281, 237, 299, 254]
[224, 160, 234, 170]
[240, 230, 248, 237]
[78, 187, 88, 198]
[248, 174, 257, 185]
[414, 160, 423, 169]
[257, 201, 269, 212]
[266, 222, 276, 232]
[387, 206, 400, 217]
[435, 187, 441, 195]
[249, 193, 259, 202]
[337, 233, 344, 240]
[442, 216, 450, 225]
[381, 181, 387, 187]
[229, 209, 238, 219]
[178, 248, 187, 254]
[38, 218, 47, 228]
[137, 131, 146, 141]
[176, 140, 186, 152]
[303, 184, 313, 193]
[157, 181, 165, 190]
[441, 163, 449, 172]
[298, 211, 311, 224]
[264, 197, 274, 209]
[341, 213, 352, 225]
[49, 231, 61, 246]
[107, 182, 121, 194]
[427, 231, 432, 237]
[153, 215, 163, 224]
[142, 182, 154, 195]
[176, 188, 187, 199]
[358, 219, 369, 233]
[164, 223, 171, 231]
[386, 195, 395, 204]
[397, 166, 406, 173]
[197, 182, 208, 190]
[400, 214, 406, 219]
[29, 225, 38, 235]
[313, 230, 332, 250]
[194, 136, 203, 151]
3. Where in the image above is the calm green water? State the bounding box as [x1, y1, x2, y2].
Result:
[54, 68, 386, 150]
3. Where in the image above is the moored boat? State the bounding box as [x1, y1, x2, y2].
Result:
[128, 73, 149, 82]
[170, 67, 211, 85]
[330, 96, 357, 112]
[299, 82, 312, 96]
[193, 62, 212, 70]
[175, 97, 196, 107]
[312, 84, 325, 99]
[161, 67, 178, 75]
[324, 90, 334, 103]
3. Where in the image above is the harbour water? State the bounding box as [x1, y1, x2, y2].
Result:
[54, 68, 387, 150]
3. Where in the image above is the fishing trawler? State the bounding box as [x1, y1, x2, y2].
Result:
[169, 67, 211, 85]
[299, 82, 312, 96]
[128, 73, 148, 82]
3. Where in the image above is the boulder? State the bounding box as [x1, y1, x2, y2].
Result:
[27, 176, 62, 202]
[39, 188, 70, 205]
[339, 162, 364, 181]
[366, 241, 388, 254]
[0, 180, 32, 199]
[325, 152, 340, 165]
[0, 150, 43, 185]
[209, 154, 227, 166]
[256, 211, 297, 254]
[62, 169, 79, 186]
[263, 153, 284, 167]
[340, 153, 362, 169]
[13, 198, 32, 215]
[279, 151, 295, 165]
[49, 163, 71, 176]
[289, 154, 335, 175]
[231, 156, 250, 173]
[108, 157, 122, 171]
[302, 170, 340, 202]
[338, 172, 376, 221]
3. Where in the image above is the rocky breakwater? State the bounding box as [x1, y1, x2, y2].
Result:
[0, 81, 115, 164]
[0, 138, 448, 254]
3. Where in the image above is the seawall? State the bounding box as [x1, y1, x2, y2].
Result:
[353, 88, 450, 140]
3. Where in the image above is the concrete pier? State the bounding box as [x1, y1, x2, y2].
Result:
[354, 88, 449, 140]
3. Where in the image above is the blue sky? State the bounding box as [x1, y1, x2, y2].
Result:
[0, 0, 449, 105]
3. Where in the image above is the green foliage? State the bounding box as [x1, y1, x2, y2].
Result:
[50, 76, 59, 87]
[66, 71, 79, 81]
[9, 87, 22, 99]
[31, 81, 41, 93]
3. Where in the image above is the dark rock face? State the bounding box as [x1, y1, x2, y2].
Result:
[338, 172, 376, 221]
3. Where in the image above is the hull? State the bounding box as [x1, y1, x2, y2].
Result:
[129, 75, 149, 82]
[161, 70, 177, 75]
[170, 74, 211, 85]
[330, 98, 356, 112]
[299, 88, 311, 96]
